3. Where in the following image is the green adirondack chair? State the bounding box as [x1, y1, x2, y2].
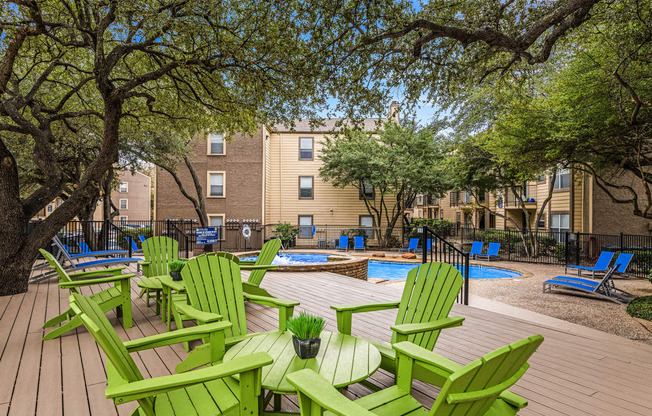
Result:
[172, 254, 299, 372]
[39, 249, 133, 341]
[240, 238, 281, 297]
[68, 292, 273, 416]
[331, 262, 464, 383]
[287, 335, 544, 416]
[137, 236, 179, 315]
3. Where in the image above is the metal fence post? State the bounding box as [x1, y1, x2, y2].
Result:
[575, 234, 580, 266]
[421, 227, 427, 264]
[620, 232, 624, 252]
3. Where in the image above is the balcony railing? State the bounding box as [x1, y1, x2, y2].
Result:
[504, 185, 538, 208]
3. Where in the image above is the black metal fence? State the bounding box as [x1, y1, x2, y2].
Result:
[421, 226, 470, 305]
[444, 227, 652, 278]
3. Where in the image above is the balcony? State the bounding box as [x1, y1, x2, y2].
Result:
[503, 185, 538, 210]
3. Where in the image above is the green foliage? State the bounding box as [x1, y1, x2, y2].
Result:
[115, 228, 153, 250]
[410, 219, 454, 237]
[340, 228, 370, 245]
[284, 311, 326, 340]
[626, 296, 652, 321]
[648, 269, 652, 285]
[621, 251, 652, 275]
[168, 259, 188, 273]
[274, 222, 299, 242]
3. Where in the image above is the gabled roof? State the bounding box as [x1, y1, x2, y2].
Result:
[270, 118, 388, 134]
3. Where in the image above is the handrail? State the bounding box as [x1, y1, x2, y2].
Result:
[421, 225, 470, 305]
[168, 221, 190, 258]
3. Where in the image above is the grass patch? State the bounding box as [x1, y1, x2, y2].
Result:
[626, 296, 652, 321]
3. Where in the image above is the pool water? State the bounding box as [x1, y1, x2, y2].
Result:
[240, 253, 331, 265]
[368, 261, 521, 281]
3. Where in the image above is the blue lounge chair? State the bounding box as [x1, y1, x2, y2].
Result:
[565, 251, 614, 278]
[543, 266, 635, 305]
[138, 234, 147, 243]
[353, 236, 365, 252]
[465, 241, 483, 259]
[476, 242, 500, 261]
[613, 252, 634, 275]
[399, 238, 418, 253]
[76, 241, 127, 258]
[53, 236, 142, 271]
[336, 236, 349, 251]
[415, 238, 432, 253]
[128, 237, 143, 254]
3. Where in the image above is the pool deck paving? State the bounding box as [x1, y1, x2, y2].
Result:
[1, 263, 652, 415]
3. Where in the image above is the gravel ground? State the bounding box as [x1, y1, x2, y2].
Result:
[465, 261, 652, 344]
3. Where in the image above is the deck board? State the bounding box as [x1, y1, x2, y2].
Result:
[0, 266, 650, 415]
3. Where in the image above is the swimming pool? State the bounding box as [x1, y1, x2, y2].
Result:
[368, 260, 521, 281]
[240, 253, 332, 265]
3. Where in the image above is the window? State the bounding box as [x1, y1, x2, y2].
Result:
[298, 215, 313, 238]
[537, 174, 546, 183]
[47, 205, 52, 212]
[553, 168, 570, 190]
[208, 133, 225, 155]
[299, 176, 313, 199]
[359, 215, 374, 238]
[299, 137, 313, 160]
[208, 215, 224, 240]
[464, 213, 472, 229]
[119, 199, 128, 210]
[550, 214, 569, 241]
[119, 216, 128, 224]
[119, 183, 128, 192]
[208, 172, 225, 197]
[359, 180, 374, 200]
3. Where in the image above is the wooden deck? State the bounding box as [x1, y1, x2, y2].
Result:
[2, 266, 652, 415]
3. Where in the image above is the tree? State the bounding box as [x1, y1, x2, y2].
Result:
[319, 121, 451, 247]
[480, 0, 652, 220]
[448, 135, 558, 257]
[0, 1, 332, 295]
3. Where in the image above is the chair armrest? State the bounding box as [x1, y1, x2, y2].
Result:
[238, 260, 256, 265]
[331, 301, 400, 313]
[175, 302, 222, 323]
[137, 260, 150, 266]
[68, 267, 126, 278]
[331, 301, 400, 335]
[106, 353, 273, 403]
[498, 390, 528, 409]
[244, 293, 299, 308]
[244, 293, 299, 330]
[240, 264, 278, 271]
[124, 321, 233, 352]
[393, 341, 462, 377]
[391, 316, 465, 337]
[286, 369, 376, 416]
[59, 274, 135, 288]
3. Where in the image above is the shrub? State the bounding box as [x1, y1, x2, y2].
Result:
[340, 228, 369, 245]
[274, 222, 299, 242]
[168, 259, 188, 272]
[626, 296, 652, 321]
[410, 219, 453, 237]
[284, 311, 326, 340]
[115, 227, 153, 250]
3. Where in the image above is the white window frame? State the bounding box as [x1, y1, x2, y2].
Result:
[207, 171, 226, 198]
[119, 183, 128, 193]
[207, 132, 226, 155]
[208, 214, 225, 240]
[359, 215, 374, 238]
[119, 199, 128, 210]
[298, 215, 313, 239]
[553, 168, 571, 190]
[550, 213, 570, 241]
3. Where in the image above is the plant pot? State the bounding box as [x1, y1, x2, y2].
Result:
[292, 335, 321, 359]
[170, 271, 182, 281]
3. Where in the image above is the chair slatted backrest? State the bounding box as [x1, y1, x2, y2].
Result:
[430, 335, 543, 416]
[142, 236, 178, 277]
[392, 262, 464, 350]
[247, 238, 281, 287]
[338, 236, 348, 247]
[408, 238, 418, 250]
[209, 251, 241, 263]
[79, 242, 91, 253]
[354, 236, 364, 248]
[182, 255, 248, 339]
[614, 252, 633, 273]
[69, 293, 153, 413]
[39, 249, 78, 293]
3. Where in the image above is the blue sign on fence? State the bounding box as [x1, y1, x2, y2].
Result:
[196, 227, 218, 245]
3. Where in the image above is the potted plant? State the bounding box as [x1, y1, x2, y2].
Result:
[274, 222, 299, 248]
[168, 259, 188, 281]
[284, 311, 326, 359]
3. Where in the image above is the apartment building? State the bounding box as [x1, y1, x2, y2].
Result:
[155, 105, 399, 247]
[113, 170, 152, 222]
[411, 168, 652, 235]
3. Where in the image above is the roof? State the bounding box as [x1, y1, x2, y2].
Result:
[270, 118, 388, 133]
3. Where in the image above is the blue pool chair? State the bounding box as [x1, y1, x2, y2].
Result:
[415, 239, 432, 253]
[53, 236, 142, 271]
[336, 236, 349, 251]
[399, 238, 419, 253]
[613, 252, 634, 276]
[65, 239, 126, 259]
[565, 251, 614, 278]
[476, 242, 500, 261]
[465, 241, 484, 259]
[543, 266, 634, 305]
[138, 234, 147, 243]
[353, 236, 365, 252]
[128, 237, 143, 254]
